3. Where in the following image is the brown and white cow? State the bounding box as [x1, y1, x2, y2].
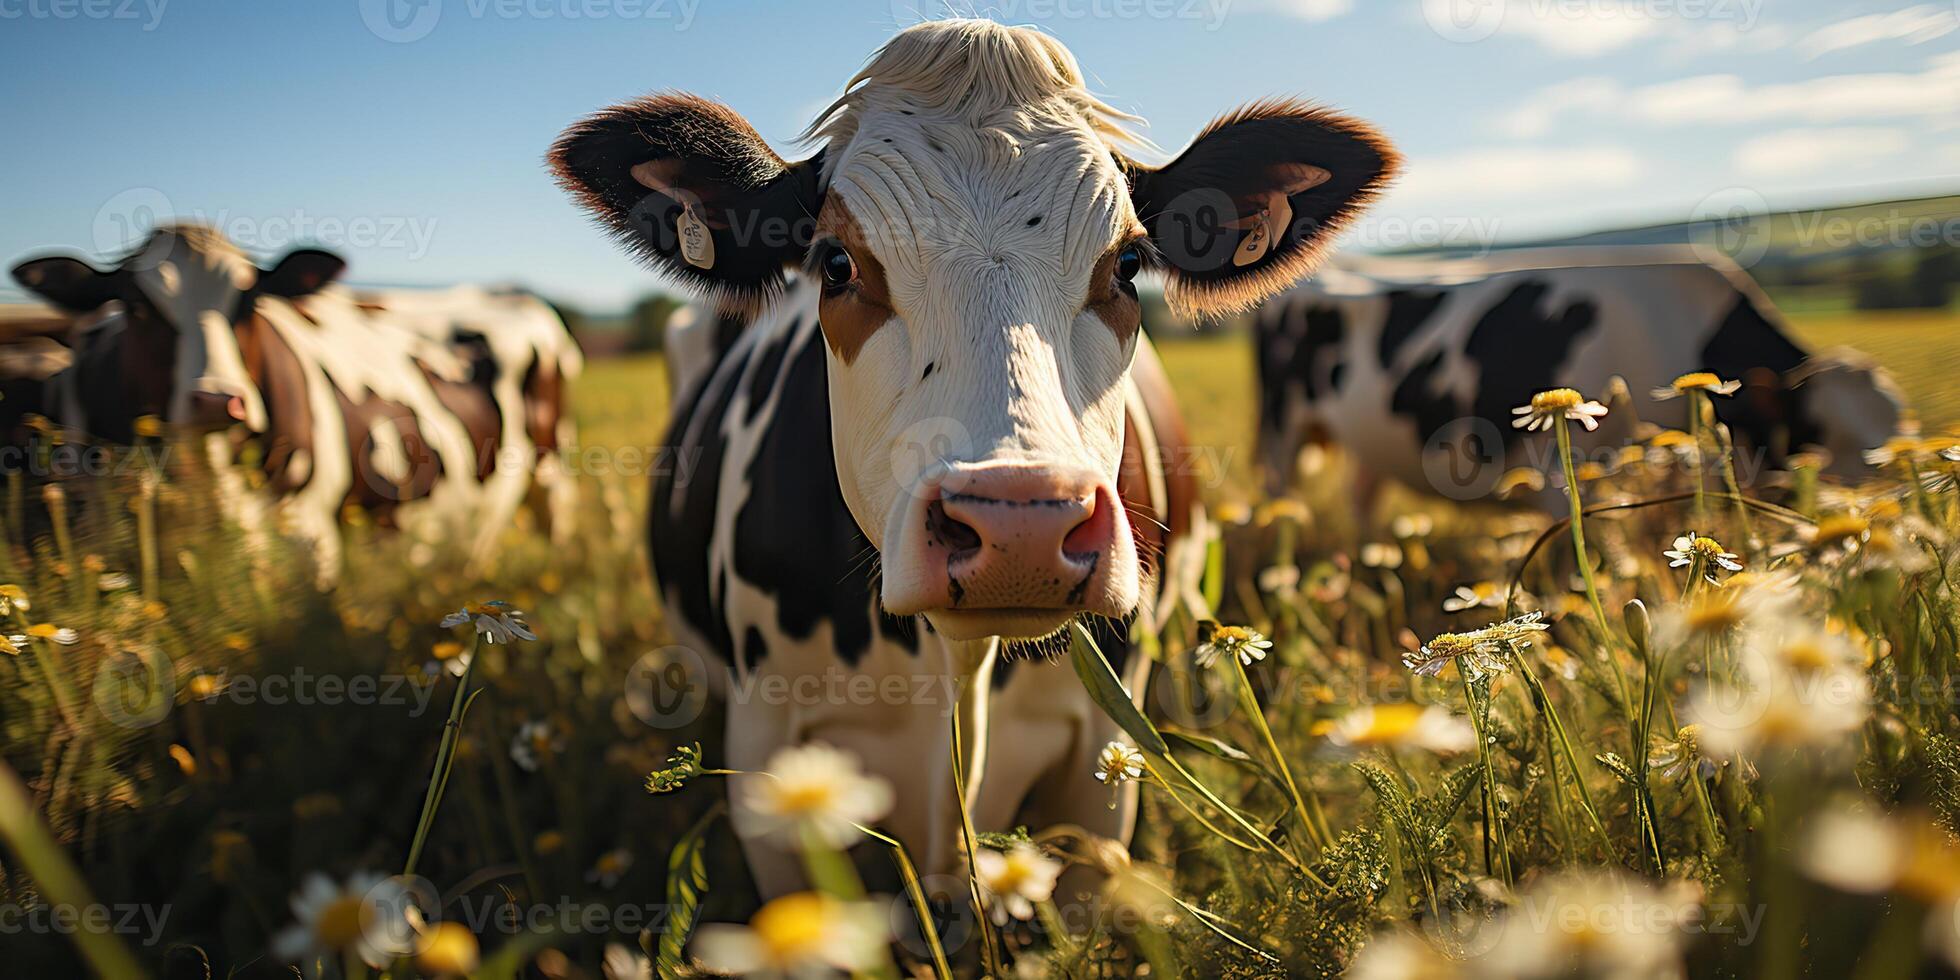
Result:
[8, 224, 582, 580]
[551, 19, 1397, 896]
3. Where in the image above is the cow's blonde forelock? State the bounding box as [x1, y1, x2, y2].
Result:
[799, 19, 1149, 158]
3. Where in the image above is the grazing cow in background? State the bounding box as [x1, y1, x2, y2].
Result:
[354, 284, 585, 541]
[551, 19, 1397, 895]
[1254, 247, 1903, 506]
[7, 224, 583, 580]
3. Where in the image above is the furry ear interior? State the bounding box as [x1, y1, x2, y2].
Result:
[549, 92, 823, 304]
[1129, 98, 1399, 317]
[258, 248, 347, 299]
[10, 255, 123, 314]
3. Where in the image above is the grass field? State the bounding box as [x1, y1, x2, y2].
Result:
[3, 300, 1960, 978]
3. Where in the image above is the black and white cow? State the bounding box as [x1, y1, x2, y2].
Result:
[1254, 247, 1903, 503]
[551, 19, 1397, 894]
[7, 225, 583, 579]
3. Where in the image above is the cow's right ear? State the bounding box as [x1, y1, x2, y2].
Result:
[259, 248, 347, 298]
[550, 92, 824, 304]
[10, 256, 121, 313]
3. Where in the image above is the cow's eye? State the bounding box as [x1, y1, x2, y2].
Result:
[816, 241, 858, 290]
[1115, 244, 1142, 283]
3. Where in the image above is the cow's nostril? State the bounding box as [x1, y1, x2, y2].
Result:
[924, 498, 982, 557]
[1061, 490, 1114, 557]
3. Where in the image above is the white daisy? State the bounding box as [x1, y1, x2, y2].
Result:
[736, 743, 893, 849]
[975, 843, 1062, 925]
[1442, 582, 1502, 612]
[1663, 532, 1743, 575]
[1512, 388, 1609, 432]
[1194, 625, 1272, 669]
[693, 892, 888, 978]
[1650, 372, 1741, 400]
[1094, 741, 1146, 786]
[439, 600, 537, 644]
[509, 720, 563, 772]
[585, 848, 634, 888]
[1322, 703, 1476, 754]
[271, 871, 414, 970]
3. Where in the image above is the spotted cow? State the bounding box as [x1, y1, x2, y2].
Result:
[7, 224, 583, 580]
[551, 19, 1398, 895]
[1255, 247, 1904, 506]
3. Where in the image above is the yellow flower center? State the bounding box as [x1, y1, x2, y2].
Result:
[464, 600, 504, 616]
[1650, 430, 1694, 448]
[596, 852, 627, 874]
[773, 780, 837, 815]
[1780, 640, 1834, 675]
[1425, 634, 1474, 657]
[1691, 536, 1723, 555]
[1811, 514, 1869, 545]
[1672, 372, 1723, 391]
[1212, 625, 1254, 644]
[1359, 704, 1425, 743]
[750, 893, 832, 963]
[1683, 593, 1744, 634]
[25, 623, 58, 639]
[1532, 388, 1583, 411]
[417, 922, 480, 975]
[988, 852, 1041, 893]
[314, 896, 368, 950]
[433, 641, 464, 660]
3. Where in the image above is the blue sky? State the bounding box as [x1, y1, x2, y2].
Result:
[2, 0, 1955, 311]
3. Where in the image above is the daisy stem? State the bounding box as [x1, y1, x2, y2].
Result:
[858, 824, 954, 980]
[1687, 391, 1709, 528]
[1711, 419, 1757, 551]
[1459, 672, 1513, 887]
[404, 632, 482, 878]
[1510, 650, 1617, 861]
[1555, 417, 1637, 717]
[948, 698, 1008, 979]
[1230, 656, 1331, 852]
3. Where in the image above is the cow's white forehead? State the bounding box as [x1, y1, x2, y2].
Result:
[828, 108, 1130, 280]
[806, 20, 1144, 282]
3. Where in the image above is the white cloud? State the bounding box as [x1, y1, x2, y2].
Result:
[1389, 145, 1643, 204]
[1497, 77, 1621, 138]
[1494, 2, 1661, 55]
[1497, 55, 1960, 138]
[1734, 126, 1911, 177]
[1631, 58, 1960, 125]
[1242, 0, 1352, 21]
[1795, 4, 1957, 59]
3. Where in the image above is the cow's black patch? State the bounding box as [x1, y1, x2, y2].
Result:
[648, 337, 749, 662]
[731, 325, 915, 666]
[745, 327, 792, 424]
[743, 627, 770, 668]
[1389, 349, 1459, 446]
[1378, 289, 1447, 369]
[1463, 281, 1600, 443]
[1699, 294, 1816, 469]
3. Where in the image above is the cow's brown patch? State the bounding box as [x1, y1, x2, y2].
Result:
[418, 361, 501, 481]
[520, 355, 565, 455]
[812, 199, 894, 364]
[1086, 247, 1142, 341]
[1114, 340, 1195, 591]
[234, 310, 316, 491]
[336, 389, 443, 522]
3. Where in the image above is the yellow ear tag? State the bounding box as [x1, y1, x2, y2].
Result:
[677, 205, 715, 270]
[1234, 195, 1295, 268]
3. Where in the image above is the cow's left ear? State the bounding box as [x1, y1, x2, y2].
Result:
[1128, 98, 1398, 317]
[550, 92, 824, 306]
[258, 248, 347, 298]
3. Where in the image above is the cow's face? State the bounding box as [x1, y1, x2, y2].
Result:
[553, 19, 1397, 640]
[11, 226, 343, 433]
